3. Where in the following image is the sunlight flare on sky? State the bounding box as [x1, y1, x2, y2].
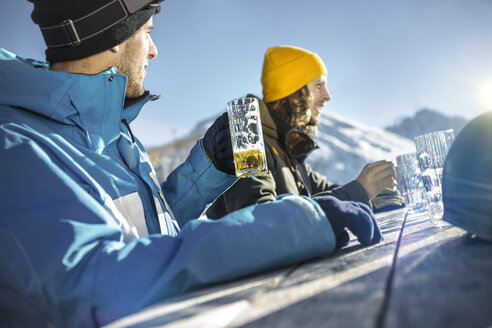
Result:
[477, 80, 492, 111]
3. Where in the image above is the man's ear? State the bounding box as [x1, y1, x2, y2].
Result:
[110, 45, 120, 53]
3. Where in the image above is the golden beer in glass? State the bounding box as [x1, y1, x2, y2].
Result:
[227, 97, 268, 178]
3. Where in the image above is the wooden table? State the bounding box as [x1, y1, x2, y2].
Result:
[105, 208, 492, 328]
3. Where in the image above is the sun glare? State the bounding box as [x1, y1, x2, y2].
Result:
[478, 81, 492, 110]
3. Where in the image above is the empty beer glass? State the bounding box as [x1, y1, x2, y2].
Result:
[414, 129, 455, 226]
[396, 152, 426, 210]
[227, 97, 268, 178]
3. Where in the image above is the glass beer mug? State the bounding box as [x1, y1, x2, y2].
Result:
[227, 97, 268, 178]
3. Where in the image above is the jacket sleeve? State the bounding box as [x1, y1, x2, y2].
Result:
[161, 138, 238, 226]
[0, 133, 336, 327]
[305, 163, 371, 207]
[216, 171, 279, 216]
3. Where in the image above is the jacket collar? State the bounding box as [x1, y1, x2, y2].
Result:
[0, 49, 156, 147]
[255, 96, 280, 140]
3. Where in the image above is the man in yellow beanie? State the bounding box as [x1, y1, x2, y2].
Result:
[207, 45, 398, 225]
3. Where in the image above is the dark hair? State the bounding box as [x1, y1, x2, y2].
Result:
[266, 86, 318, 135]
[266, 86, 311, 127]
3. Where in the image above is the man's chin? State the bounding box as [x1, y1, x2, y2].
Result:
[305, 125, 317, 136]
[305, 117, 320, 135]
[309, 117, 320, 126]
[125, 84, 146, 99]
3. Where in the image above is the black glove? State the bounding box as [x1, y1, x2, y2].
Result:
[203, 112, 234, 174]
[312, 195, 383, 248]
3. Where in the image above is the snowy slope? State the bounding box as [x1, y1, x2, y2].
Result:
[307, 111, 414, 184]
[147, 112, 415, 183]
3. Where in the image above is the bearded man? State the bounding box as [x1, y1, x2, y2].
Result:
[0, 3, 385, 327]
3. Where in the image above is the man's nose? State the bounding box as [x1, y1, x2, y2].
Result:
[149, 37, 158, 60]
[322, 87, 331, 102]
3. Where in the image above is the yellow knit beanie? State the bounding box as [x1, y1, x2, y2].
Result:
[261, 46, 327, 103]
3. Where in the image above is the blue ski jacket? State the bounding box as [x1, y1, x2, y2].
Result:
[0, 49, 336, 327]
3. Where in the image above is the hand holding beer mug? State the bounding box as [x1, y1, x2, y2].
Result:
[227, 97, 268, 178]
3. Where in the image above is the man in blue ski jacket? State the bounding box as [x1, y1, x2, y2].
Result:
[0, 0, 383, 327]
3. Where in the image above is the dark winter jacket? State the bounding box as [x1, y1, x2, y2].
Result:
[206, 96, 370, 219]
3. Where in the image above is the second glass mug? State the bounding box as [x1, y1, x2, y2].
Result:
[414, 129, 455, 225]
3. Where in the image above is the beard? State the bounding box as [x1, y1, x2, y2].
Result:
[290, 108, 319, 136]
[114, 44, 145, 99]
[305, 116, 320, 136]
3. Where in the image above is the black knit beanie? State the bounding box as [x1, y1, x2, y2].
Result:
[28, 0, 158, 62]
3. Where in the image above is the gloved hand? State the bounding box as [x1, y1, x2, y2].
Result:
[312, 195, 383, 248]
[203, 112, 234, 175]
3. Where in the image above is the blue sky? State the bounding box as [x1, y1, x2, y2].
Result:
[1, 0, 492, 147]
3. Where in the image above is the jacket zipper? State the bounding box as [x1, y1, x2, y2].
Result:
[121, 119, 135, 143]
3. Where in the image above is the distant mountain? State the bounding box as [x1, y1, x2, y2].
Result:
[147, 112, 415, 184]
[385, 108, 468, 139]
